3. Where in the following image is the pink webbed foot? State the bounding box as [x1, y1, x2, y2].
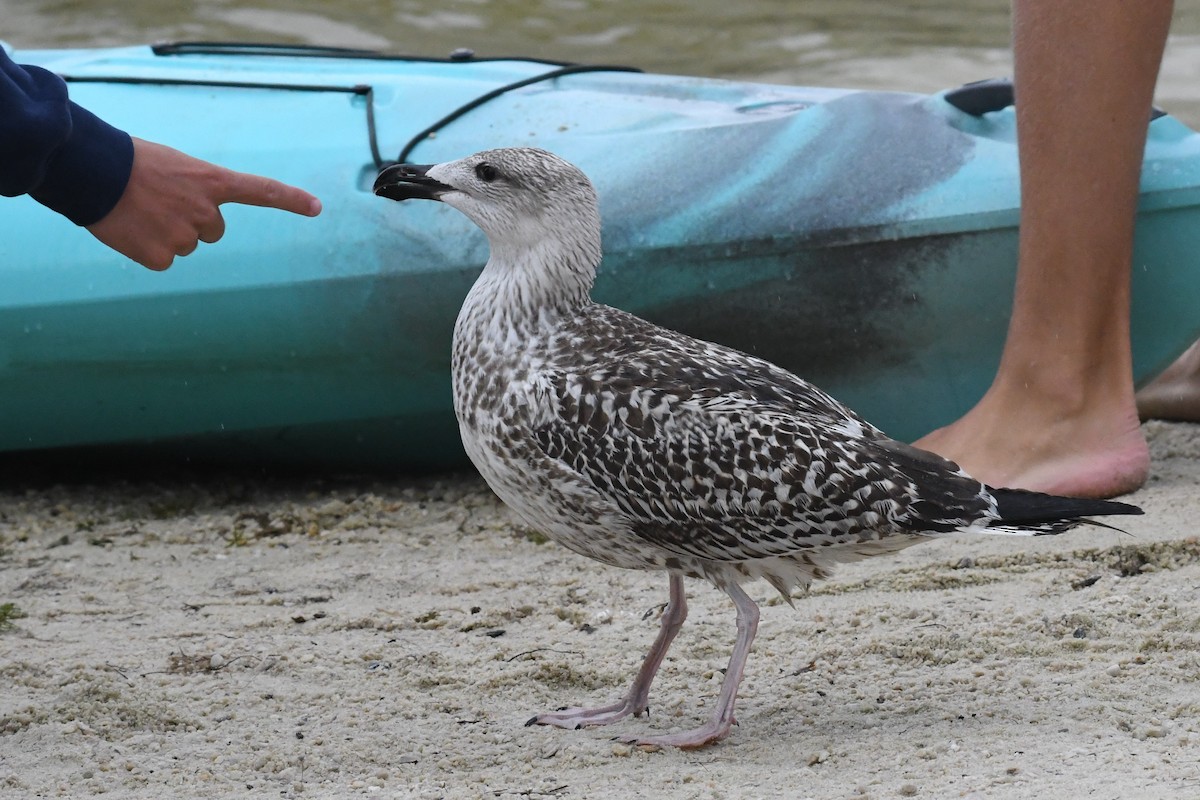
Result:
[526, 697, 649, 731]
[531, 579, 761, 751]
[615, 581, 758, 749]
[527, 575, 687, 732]
[614, 717, 736, 750]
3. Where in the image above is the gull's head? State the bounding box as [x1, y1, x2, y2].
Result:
[373, 148, 602, 285]
[375, 147, 599, 245]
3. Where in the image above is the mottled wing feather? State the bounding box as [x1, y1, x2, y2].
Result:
[531, 310, 992, 563]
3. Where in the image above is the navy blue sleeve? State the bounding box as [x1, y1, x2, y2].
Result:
[0, 47, 134, 226]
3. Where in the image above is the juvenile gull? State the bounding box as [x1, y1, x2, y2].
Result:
[374, 147, 1142, 749]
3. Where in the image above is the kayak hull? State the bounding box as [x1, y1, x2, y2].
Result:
[4, 44, 1200, 469]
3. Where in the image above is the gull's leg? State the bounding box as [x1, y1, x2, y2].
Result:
[618, 580, 759, 749]
[528, 573, 687, 730]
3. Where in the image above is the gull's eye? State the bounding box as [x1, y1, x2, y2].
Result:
[475, 163, 499, 183]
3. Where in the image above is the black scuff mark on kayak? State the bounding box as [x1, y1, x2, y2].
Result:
[595, 226, 1018, 441]
[628, 235, 939, 378]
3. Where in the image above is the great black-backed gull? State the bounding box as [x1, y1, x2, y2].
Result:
[374, 147, 1141, 749]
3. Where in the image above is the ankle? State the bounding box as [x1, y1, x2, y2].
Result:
[989, 360, 1137, 424]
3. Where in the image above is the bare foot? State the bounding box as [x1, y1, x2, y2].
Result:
[914, 383, 1149, 499]
[1137, 340, 1200, 421]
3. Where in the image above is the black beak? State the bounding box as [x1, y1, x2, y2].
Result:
[373, 163, 452, 201]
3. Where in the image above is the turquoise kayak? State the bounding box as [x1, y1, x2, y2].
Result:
[3, 42, 1200, 469]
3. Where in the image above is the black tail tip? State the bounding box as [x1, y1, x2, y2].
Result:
[990, 487, 1143, 525]
[1083, 497, 1143, 516]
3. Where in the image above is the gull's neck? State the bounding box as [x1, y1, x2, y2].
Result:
[458, 213, 602, 337]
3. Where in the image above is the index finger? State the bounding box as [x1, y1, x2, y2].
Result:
[219, 171, 323, 217]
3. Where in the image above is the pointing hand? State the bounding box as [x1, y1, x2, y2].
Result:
[86, 137, 322, 271]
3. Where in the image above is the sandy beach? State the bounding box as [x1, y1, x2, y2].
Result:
[1, 420, 1197, 799]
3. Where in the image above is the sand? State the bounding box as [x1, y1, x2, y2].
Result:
[1, 421, 1198, 800]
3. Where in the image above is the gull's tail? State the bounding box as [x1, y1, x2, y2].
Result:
[984, 487, 1143, 536]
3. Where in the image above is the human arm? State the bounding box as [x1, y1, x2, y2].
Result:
[2, 47, 321, 270]
[0, 48, 132, 225]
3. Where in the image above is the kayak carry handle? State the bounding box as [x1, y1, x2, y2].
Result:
[944, 76, 1167, 121]
[943, 78, 1013, 116]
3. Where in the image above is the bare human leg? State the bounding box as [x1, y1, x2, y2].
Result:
[915, 0, 1173, 498]
[528, 573, 687, 730]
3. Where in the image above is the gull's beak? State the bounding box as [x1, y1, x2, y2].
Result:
[373, 164, 452, 201]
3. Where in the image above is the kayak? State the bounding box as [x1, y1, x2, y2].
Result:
[3, 42, 1200, 469]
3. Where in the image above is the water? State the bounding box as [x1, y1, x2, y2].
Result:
[3, 1, 1200, 124]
